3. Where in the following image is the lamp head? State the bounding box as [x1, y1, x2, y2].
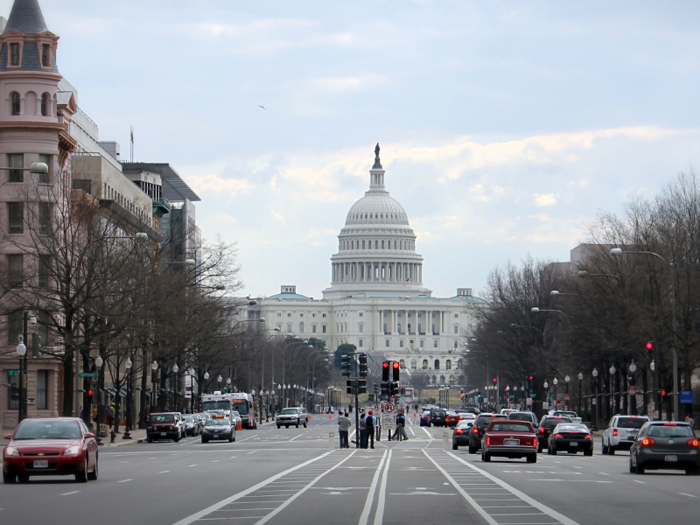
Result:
[610, 248, 623, 256]
[95, 356, 104, 369]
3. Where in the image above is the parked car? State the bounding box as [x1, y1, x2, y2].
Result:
[508, 411, 538, 425]
[469, 413, 508, 454]
[452, 419, 475, 449]
[276, 407, 309, 428]
[3, 418, 98, 483]
[481, 420, 538, 463]
[229, 411, 243, 429]
[602, 415, 650, 454]
[201, 416, 236, 443]
[147, 412, 185, 442]
[547, 423, 593, 456]
[183, 415, 201, 436]
[537, 416, 572, 452]
[629, 421, 700, 475]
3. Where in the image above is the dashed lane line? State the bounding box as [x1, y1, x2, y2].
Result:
[358, 450, 389, 525]
[60, 491, 80, 496]
[372, 450, 393, 525]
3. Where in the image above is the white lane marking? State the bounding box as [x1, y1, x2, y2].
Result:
[633, 480, 645, 484]
[289, 435, 302, 442]
[188, 464, 197, 467]
[247, 451, 258, 455]
[159, 471, 170, 474]
[120, 461, 129, 464]
[679, 493, 697, 498]
[254, 453, 356, 525]
[171, 452, 334, 525]
[237, 435, 255, 443]
[230, 456, 236, 459]
[118, 479, 132, 483]
[599, 472, 609, 476]
[445, 451, 581, 525]
[60, 491, 80, 496]
[422, 427, 433, 439]
[409, 427, 415, 436]
[212, 460, 219, 463]
[358, 451, 389, 525]
[373, 450, 393, 525]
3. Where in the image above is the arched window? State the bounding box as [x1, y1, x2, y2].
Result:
[431, 375, 436, 384]
[286, 324, 292, 333]
[411, 359, 417, 369]
[445, 359, 452, 370]
[41, 93, 49, 116]
[399, 359, 405, 369]
[422, 359, 428, 369]
[11, 92, 20, 115]
[439, 375, 445, 384]
[434, 359, 440, 369]
[449, 375, 455, 385]
[299, 322, 304, 333]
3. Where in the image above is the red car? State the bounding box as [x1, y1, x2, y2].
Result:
[444, 411, 461, 427]
[3, 417, 98, 484]
[481, 420, 538, 463]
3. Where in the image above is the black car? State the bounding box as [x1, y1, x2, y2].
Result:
[452, 419, 474, 449]
[201, 417, 236, 443]
[537, 416, 572, 452]
[430, 409, 449, 427]
[468, 413, 507, 454]
[547, 423, 593, 456]
[630, 421, 700, 475]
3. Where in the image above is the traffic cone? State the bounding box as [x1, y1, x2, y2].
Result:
[236, 421, 242, 431]
[328, 413, 332, 419]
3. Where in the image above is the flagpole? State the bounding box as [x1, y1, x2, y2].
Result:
[130, 126, 134, 162]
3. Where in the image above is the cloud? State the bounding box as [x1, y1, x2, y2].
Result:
[271, 211, 286, 224]
[534, 193, 557, 206]
[187, 174, 251, 195]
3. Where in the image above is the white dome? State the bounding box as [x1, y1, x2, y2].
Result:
[345, 194, 409, 226]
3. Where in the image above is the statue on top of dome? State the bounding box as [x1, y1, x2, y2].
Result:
[373, 143, 382, 169]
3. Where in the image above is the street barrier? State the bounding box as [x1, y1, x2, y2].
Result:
[443, 430, 450, 451]
[328, 431, 335, 452]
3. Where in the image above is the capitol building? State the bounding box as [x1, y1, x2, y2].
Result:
[247, 146, 484, 385]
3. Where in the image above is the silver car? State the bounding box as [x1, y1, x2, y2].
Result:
[276, 407, 309, 428]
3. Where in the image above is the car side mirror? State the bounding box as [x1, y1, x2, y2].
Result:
[85, 432, 95, 439]
[4, 434, 12, 439]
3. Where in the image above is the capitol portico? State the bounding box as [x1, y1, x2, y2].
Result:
[248, 146, 485, 385]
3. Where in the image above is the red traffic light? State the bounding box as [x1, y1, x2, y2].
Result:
[383, 362, 390, 369]
[661, 389, 667, 397]
[646, 341, 654, 352]
[493, 378, 497, 383]
[528, 376, 533, 381]
[88, 389, 93, 396]
[392, 362, 400, 369]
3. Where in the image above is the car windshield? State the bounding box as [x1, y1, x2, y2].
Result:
[206, 419, 231, 427]
[281, 409, 298, 415]
[509, 413, 534, 421]
[544, 417, 571, 427]
[617, 418, 648, 429]
[554, 412, 578, 418]
[151, 414, 175, 423]
[203, 401, 232, 411]
[183, 416, 194, 422]
[456, 420, 473, 428]
[232, 401, 249, 415]
[14, 420, 82, 440]
[647, 425, 694, 438]
[478, 416, 506, 429]
[556, 425, 589, 433]
[490, 423, 532, 432]
[232, 411, 240, 418]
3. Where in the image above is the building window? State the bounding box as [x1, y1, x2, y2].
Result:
[10, 43, 20, 65]
[299, 322, 304, 333]
[39, 202, 50, 234]
[399, 359, 405, 368]
[10, 91, 20, 115]
[420, 340, 424, 348]
[9, 154, 23, 182]
[8, 254, 23, 288]
[37, 370, 48, 410]
[411, 359, 417, 369]
[38, 255, 50, 288]
[433, 339, 438, 348]
[312, 313, 316, 317]
[312, 324, 317, 333]
[359, 339, 363, 347]
[359, 312, 363, 317]
[453, 325, 458, 334]
[40, 93, 49, 116]
[397, 323, 401, 334]
[9, 202, 23, 233]
[454, 340, 459, 348]
[399, 340, 404, 347]
[434, 359, 440, 369]
[449, 375, 455, 385]
[299, 313, 304, 317]
[8, 310, 23, 344]
[38, 154, 50, 183]
[358, 324, 363, 333]
[7, 372, 18, 410]
[454, 313, 458, 318]
[422, 359, 428, 370]
[277, 313, 281, 317]
[385, 340, 390, 347]
[322, 313, 326, 318]
[286, 324, 292, 333]
[446, 359, 452, 370]
[322, 324, 327, 333]
[287, 313, 291, 317]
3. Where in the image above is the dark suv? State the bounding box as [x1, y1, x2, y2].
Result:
[468, 413, 507, 454]
[537, 415, 572, 452]
[429, 409, 449, 427]
[147, 412, 185, 442]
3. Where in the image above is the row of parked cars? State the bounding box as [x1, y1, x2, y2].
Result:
[449, 409, 700, 474]
[146, 411, 243, 443]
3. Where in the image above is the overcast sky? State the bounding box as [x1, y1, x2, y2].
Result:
[6, 0, 699, 298]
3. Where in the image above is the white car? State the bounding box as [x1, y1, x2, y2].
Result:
[602, 415, 650, 454]
[229, 410, 243, 429]
[552, 411, 583, 424]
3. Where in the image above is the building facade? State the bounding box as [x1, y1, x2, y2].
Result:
[248, 146, 485, 386]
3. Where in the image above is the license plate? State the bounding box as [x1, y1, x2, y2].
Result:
[504, 439, 520, 446]
[161, 432, 167, 436]
[665, 455, 678, 462]
[33, 460, 48, 468]
[570, 442, 578, 446]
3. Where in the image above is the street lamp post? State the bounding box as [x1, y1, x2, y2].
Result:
[123, 357, 133, 440]
[629, 361, 637, 416]
[577, 372, 583, 418]
[609, 364, 616, 417]
[610, 247, 680, 420]
[553, 378, 559, 409]
[95, 355, 104, 446]
[16, 336, 27, 423]
[172, 363, 180, 413]
[564, 375, 570, 410]
[650, 360, 657, 419]
[544, 381, 549, 411]
[592, 368, 599, 431]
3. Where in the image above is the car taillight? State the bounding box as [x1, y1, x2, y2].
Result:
[584, 434, 592, 440]
[640, 438, 656, 447]
[533, 437, 538, 447]
[553, 433, 563, 439]
[473, 427, 479, 433]
[687, 438, 700, 448]
[612, 429, 618, 436]
[538, 427, 545, 435]
[486, 436, 491, 446]
[455, 429, 463, 434]
[663, 423, 678, 426]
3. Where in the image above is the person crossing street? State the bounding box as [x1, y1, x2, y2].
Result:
[365, 410, 376, 449]
[338, 412, 351, 448]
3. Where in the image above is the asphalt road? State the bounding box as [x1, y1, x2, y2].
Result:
[2, 416, 699, 525]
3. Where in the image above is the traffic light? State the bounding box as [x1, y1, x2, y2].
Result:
[341, 354, 352, 377]
[390, 382, 399, 396]
[646, 341, 654, 360]
[400, 387, 405, 396]
[380, 382, 390, 396]
[493, 378, 497, 383]
[373, 383, 379, 394]
[392, 361, 400, 381]
[358, 353, 368, 378]
[87, 389, 94, 403]
[382, 361, 391, 381]
[357, 379, 367, 394]
[661, 389, 667, 400]
[10, 385, 19, 401]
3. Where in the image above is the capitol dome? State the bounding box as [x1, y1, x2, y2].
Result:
[322, 145, 432, 300]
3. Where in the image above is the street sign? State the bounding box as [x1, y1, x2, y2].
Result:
[374, 404, 380, 411]
[384, 402, 396, 413]
[564, 393, 570, 401]
[530, 393, 536, 398]
[382, 414, 396, 427]
[78, 372, 97, 378]
[628, 386, 635, 395]
[592, 398, 596, 405]
[681, 390, 694, 404]
[7, 370, 18, 377]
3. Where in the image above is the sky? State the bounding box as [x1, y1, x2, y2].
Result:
[5, 0, 699, 299]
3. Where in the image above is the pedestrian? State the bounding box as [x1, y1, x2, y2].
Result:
[338, 412, 352, 448]
[106, 403, 115, 428]
[393, 409, 408, 441]
[366, 410, 376, 449]
[359, 410, 367, 448]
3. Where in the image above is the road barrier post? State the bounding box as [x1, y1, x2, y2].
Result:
[443, 430, 450, 451]
[328, 431, 335, 452]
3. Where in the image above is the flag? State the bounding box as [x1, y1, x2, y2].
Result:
[130, 126, 134, 145]
[402, 278, 410, 286]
